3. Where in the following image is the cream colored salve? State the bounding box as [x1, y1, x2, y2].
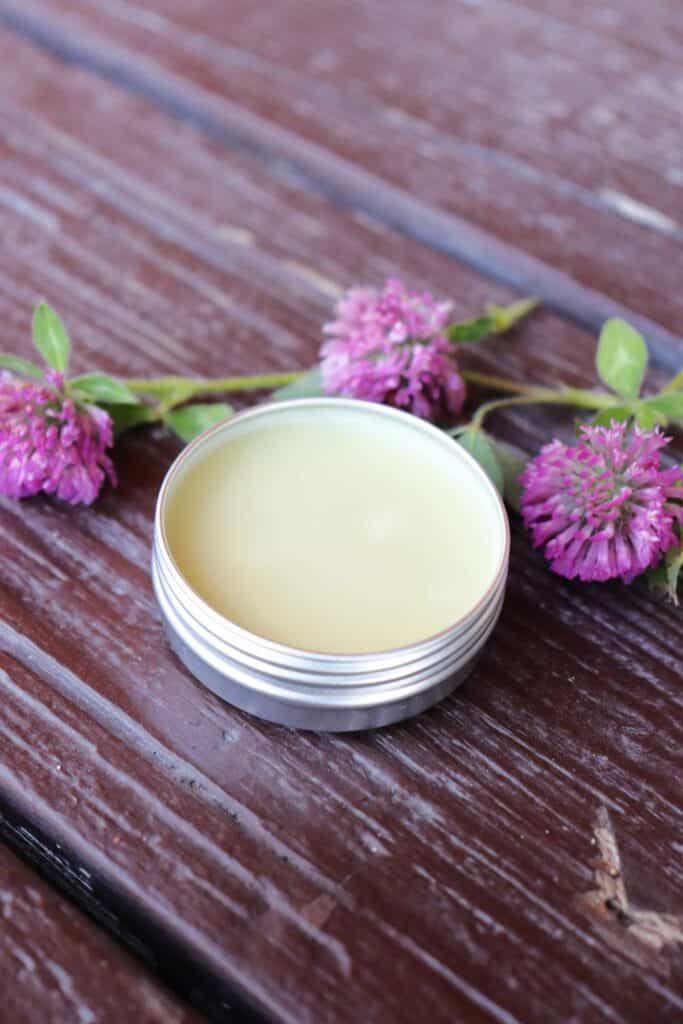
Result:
[165, 405, 503, 654]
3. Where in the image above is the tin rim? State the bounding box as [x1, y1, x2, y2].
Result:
[154, 549, 505, 690]
[156, 558, 504, 710]
[156, 540, 506, 673]
[155, 397, 510, 664]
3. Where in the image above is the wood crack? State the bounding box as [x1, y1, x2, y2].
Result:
[575, 807, 683, 977]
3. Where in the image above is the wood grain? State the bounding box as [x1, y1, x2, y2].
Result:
[0, 28, 645, 398]
[0, 840, 200, 1023]
[1, 0, 682, 342]
[0, 14, 679, 1024]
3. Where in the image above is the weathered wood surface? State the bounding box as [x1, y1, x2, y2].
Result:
[0, 8, 680, 1024]
[0, 841, 200, 1023]
[1, 0, 682, 341]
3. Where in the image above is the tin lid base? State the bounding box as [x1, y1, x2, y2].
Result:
[161, 610, 481, 731]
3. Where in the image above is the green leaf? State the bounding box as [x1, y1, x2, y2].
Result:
[592, 404, 633, 426]
[32, 303, 71, 372]
[271, 366, 324, 401]
[454, 428, 504, 494]
[663, 369, 683, 394]
[488, 297, 538, 332]
[69, 373, 138, 405]
[606, 390, 683, 430]
[633, 405, 664, 430]
[164, 402, 233, 443]
[596, 318, 648, 400]
[648, 535, 683, 606]
[490, 438, 527, 512]
[447, 316, 495, 344]
[447, 297, 537, 345]
[101, 401, 157, 437]
[0, 354, 43, 379]
[635, 391, 683, 428]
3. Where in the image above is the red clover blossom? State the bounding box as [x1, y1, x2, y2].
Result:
[520, 422, 683, 583]
[0, 370, 116, 505]
[320, 278, 465, 421]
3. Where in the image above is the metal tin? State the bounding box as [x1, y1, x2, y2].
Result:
[152, 398, 510, 731]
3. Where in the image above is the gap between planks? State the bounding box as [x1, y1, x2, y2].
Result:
[0, 799, 268, 1024]
[0, 2, 680, 372]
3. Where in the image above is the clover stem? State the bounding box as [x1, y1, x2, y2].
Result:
[124, 371, 304, 398]
[467, 387, 617, 430]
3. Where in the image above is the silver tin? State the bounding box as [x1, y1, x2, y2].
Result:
[152, 399, 510, 731]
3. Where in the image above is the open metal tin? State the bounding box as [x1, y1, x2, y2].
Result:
[152, 398, 510, 731]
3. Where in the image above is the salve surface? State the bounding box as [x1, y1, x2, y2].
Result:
[165, 406, 504, 654]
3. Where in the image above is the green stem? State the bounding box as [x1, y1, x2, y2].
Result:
[461, 370, 539, 395]
[468, 386, 617, 430]
[124, 362, 617, 434]
[124, 371, 304, 398]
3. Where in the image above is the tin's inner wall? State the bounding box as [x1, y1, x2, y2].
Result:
[163, 405, 505, 654]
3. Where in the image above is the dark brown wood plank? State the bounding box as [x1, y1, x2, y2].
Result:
[513, 0, 683, 63]
[0, 21, 679, 1024]
[0, 840, 201, 1023]
[2, 0, 681, 342]
[0, 30, 635, 397]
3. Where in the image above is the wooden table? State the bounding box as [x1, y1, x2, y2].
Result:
[0, 2, 681, 1021]
[0, 841, 200, 1023]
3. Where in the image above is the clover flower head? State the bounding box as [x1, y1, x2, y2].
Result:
[320, 278, 465, 421]
[520, 421, 683, 583]
[0, 370, 116, 505]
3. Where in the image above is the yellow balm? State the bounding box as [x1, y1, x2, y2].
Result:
[164, 402, 505, 654]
